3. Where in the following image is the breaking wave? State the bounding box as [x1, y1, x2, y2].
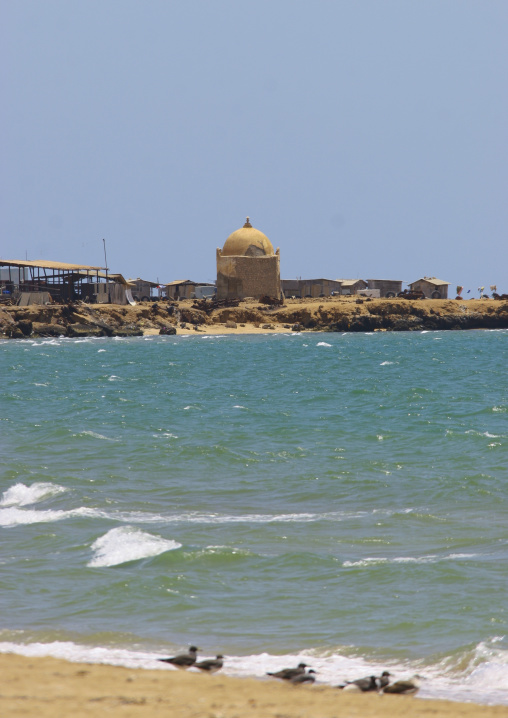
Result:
[88, 526, 182, 567]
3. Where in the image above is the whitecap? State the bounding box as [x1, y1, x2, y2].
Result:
[343, 553, 479, 568]
[0, 506, 109, 528]
[233, 405, 246, 409]
[88, 526, 181, 567]
[97, 349, 106, 353]
[78, 430, 119, 442]
[316, 342, 332, 347]
[380, 361, 394, 365]
[0, 482, 67, 507]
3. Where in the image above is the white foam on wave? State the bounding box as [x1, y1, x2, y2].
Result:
[380, 361, 394, 365]
[0, 501, 375, 529]
[30, 339, 63, 346]
[0, 506, 109, 528]
[96, 508, 381, 527]
[343, 552, 479, 568]
[78, 430, 119, 442]
[316, 341, 332, 347]
[465, 429, 504, 439]
[88, 526, 182, 567]
[0, 482, 67, 507]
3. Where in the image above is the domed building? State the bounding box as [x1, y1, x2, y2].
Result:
[216, 218, 281, 300]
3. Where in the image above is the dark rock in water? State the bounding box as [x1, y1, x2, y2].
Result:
[6, 325, 25, 339]
[16, 320, 33, 336]
[67, 324, 107, 338]
[32, 322, 68, 337]
[160, 326, 177, 335]
[111, 327, 143, 337]
[88, 320, 114, 336]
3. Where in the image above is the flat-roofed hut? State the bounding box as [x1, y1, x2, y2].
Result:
[408, 277, 450, 299]
[366, 279, 404, 298]
[336, 278, 368, 295]
[282, 278, 342, 298]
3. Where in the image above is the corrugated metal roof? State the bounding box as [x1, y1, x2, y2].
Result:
[0, 259, 104, 271]
[410, 277, 451, 286]
[335, 278, 367, 286]
[282, 278, 342, 283]
[75, 271, 132, 285]
[127, 277, 161, 287]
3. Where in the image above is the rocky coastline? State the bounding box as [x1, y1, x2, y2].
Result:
[1, 296, 507, 339]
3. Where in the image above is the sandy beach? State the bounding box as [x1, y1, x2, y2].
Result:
[1, 654, 507, 718]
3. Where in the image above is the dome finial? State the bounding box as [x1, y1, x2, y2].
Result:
[243, 216, 252, 228]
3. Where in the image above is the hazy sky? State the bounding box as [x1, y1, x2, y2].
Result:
[2, 1, 507, 292]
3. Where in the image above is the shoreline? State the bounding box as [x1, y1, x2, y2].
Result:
[1, 296, 507, 339]
[1, 653, 507, 718]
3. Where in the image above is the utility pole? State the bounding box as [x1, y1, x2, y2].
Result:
[102, 238, 108, 280]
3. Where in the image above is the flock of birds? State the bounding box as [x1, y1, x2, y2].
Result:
[157, 646, 421, 696]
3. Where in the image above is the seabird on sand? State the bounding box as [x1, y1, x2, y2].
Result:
[267, 662, 308, 681]
[378, 671, 391, 689]
[382, 675, 421, 696]
[158, 645, 199, 668]
[338, 675, 378, 692]
[194, 655, 224, 673]
[290, 669, 317, 685]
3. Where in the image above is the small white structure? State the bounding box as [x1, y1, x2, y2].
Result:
[336, 279, 368, 295]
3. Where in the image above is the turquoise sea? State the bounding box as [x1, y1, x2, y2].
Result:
[1, 330, 507, 704]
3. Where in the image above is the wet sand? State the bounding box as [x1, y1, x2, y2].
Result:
[1, 654, 507, 718]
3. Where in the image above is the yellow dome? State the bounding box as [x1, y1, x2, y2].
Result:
[222, 218, 275, 257]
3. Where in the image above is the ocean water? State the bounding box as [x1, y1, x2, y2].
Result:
[1, 330, 507, 705]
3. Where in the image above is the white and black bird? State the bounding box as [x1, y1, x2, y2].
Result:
[377, 671, 391, 689]
[290, 669, 317, 685]
[194, 655, 224, 673]
[267, 662, 308, 681]
[338, 675, 378, 692]
[382, 675, 421, 696]
[158, 645, 199, 668]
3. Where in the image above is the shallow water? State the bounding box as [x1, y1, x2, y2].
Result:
[1, 330, 507, 703]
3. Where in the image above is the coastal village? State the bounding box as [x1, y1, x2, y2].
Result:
[1, 218, 507, 338]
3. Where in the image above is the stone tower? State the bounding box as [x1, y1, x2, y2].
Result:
[216, 218, 281, 300]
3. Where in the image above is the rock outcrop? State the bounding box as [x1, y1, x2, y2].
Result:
[0, 297, 507, 339]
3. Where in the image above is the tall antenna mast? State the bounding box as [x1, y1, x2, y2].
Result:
[102, 238, 108, 282]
